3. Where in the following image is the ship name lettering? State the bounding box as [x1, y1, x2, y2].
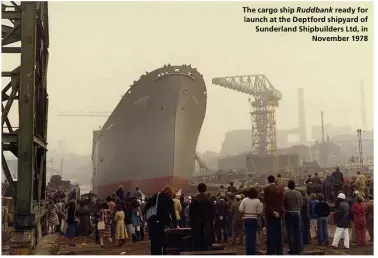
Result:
[134, 95, 150, 105]
[192, 96, 199, 104]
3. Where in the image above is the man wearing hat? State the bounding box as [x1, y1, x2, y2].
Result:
[331, 193, 351, 249]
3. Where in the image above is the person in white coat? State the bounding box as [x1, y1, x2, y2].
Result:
[239, 187, 263, 255]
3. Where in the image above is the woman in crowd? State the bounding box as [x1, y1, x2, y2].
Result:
[114, 204, 128, 246]
[310, 193, 319, 238]
[179, 196, 188, 228]
[120, 200, 129, 240]
[93, 202, 101, 244]
[64, 201, 78, 246]
[55, 198, 65, 233]
[76, 200, 92, 245]
[48, 200, 59, 234]
[173, 194, 182, 227]
[125, 199, 136, 242]
[184, 196, 192, 228]
[131, 199, 143, 242]
[140, 199, 148, 239]
[239, 187, 264, 255]
[352, 195, 367, 246]
[144, 185, 177, 255]
[98, 202, 113, 247]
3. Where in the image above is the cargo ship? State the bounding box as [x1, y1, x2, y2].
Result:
[91, 65, 207, 197]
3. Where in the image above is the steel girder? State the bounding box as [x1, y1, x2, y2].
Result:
[1, 1, 49, 230]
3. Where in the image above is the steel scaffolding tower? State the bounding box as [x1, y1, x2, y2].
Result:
[2, 1, 49, 253]
[212, 75, 282, 175]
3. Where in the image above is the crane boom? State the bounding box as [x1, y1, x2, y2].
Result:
[212, 74, 281, 176]
[212, 75, 282, 104]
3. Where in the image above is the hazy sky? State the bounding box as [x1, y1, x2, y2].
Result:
[3, 1, 374, 155]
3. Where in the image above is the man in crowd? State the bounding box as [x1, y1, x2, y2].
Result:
[229, 195, 244, 245]
[332, 167, 344, 201]
[264, 175, 285, 255]
[322, 174, 333, 202]
[276, 174, 284, 188]
[300, 190, 311, 246]
[311, 173, 322, 194]
[367, 177, 373, 196]
[355, 171, 367, 197]
[349, 190, 359, 243]
[112, 192, 120, 204]
[190, 183, 216, 250]
[214, 195, 228, 243]
[217, 185, 227, 196]
[305, 175, 312, 196]
[116, 185, 124, 200]
[366, 195, 374, 242]
[226, 194, 234, 239]
[227, 182, 238, 194]
[133, 187, 142, 199]
[331, 193, 350, 249]
[284, 180, 302, 254]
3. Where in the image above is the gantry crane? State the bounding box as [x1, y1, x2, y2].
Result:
[212, 75, 282, 175]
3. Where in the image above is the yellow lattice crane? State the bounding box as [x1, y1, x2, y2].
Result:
[212, 75, 282, 177]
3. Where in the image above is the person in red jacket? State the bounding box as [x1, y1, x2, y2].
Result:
[352, 195, 367, 246]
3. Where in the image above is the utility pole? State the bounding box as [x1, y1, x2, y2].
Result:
[298, 88, 307, 144]
[357, 129, 363, 172]
[320, 111, 326, 168]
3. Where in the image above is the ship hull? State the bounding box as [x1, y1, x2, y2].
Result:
[92, 65, 207, 197]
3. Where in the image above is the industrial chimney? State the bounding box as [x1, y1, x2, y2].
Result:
[298, 88, 307, 143]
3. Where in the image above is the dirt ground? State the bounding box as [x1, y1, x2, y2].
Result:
[31, 224, 373, 256]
